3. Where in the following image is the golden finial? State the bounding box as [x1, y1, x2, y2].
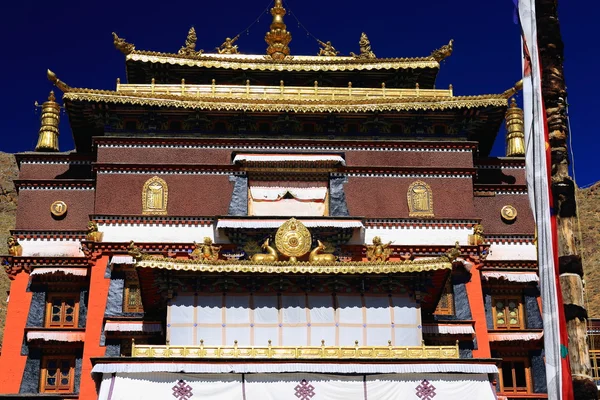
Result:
[506, 98, 525, 157]
[265, 0, 292, 60]
[350, 33, 376, 59]
[179, 27, 203, 56]
[430, 39, 454, 62]
[35, 91, 60, 152]
[46, 69, 70, 93]
[112, 32, 135, 55]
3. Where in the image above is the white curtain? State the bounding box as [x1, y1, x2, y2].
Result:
[168, 293, 421, 346]
[249, 187, 328, 216]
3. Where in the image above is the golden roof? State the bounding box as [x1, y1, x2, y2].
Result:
[52, 71, 519, 113]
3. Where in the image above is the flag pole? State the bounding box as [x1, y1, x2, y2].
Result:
[535, 0, 597, 398]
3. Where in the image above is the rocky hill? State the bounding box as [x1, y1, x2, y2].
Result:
[0, 152, 17, 347]
[578, 182, 600, 318]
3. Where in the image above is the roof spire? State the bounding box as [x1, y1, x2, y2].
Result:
[265, 0, 292, 60]
[505, 98, 525, 157]
[35, 91, 60, 152]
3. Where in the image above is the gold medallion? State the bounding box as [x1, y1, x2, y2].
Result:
[501, 205, 518, 221]
[275, 218, 311, 262]
[50, 200, 68, 217]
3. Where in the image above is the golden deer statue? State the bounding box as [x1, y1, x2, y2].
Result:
[251, 238, 279, 262]
[309, 240, 337, 263]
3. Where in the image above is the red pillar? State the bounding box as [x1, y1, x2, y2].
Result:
[79, 255, 111, 399]
[0, 271, 33, 393]
[465, 264, 491, 358]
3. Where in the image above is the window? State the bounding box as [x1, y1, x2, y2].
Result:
[45, 294, 78, 328]
[434, 278, 454, 316]
[590, 349, 600, 381]
[492, 296, 524, 329]
[40, 356, 75, 393]
[123, 271, 144, 313]
[499, 358, 532, 393]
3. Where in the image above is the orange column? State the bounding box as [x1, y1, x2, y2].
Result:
[0, 271, 33, 393]
[465, 264, 491, 358]
[79, 255, 111, 399]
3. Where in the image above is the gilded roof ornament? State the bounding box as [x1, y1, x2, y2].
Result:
[505, 98, 525, 157]
[217, 36, 240, 54]
[179, 27, 203, 56]
[317, 40, 340, 57]
[46, 69, 71, 93]
[350, 33, 376, 59]
[430, 39, 453, 62]
[35, 90, 61, 152]
[112, 32, 135, 55]
[265, 0, 292, 60]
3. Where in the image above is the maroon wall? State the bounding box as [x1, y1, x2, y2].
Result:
[94, 174, 232, 216]
[15, 190, 95, 230]
[473, 194, 534, 234]
[344, 150, 473, 168]
[345, 177, 476, 219]
[97, 147, 232, 165]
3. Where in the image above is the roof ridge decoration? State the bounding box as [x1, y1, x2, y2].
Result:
[265, 0, 292, 60]
[350, 33, 376, 59]
[430, 40, 454, 62]
[178, 27, 203, 56]
[113, 32, 135, 55]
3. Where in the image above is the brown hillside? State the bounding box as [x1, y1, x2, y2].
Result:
[0, 152, 17, 347]
[579, 182, 600, 318]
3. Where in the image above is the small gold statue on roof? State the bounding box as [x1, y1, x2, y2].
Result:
[86, 221, 104, 242]
[317, 40, 340, 57]
[468, 224, 485, 245]
[112, 32, 135, 55]
[178, 27, 203, 56]
[127, 240, 144, 260]
[430, 39, 454, 62]
[367, 236, 393, 262]
[7, 236, 23, 257]
[191, 237, 221, 261]
[444, 242, 461, 262]
[309, 240, 337, 263]
[217, 36, 240, 54]
[251, 238, 279, 263]
[350, 32, 376, 59]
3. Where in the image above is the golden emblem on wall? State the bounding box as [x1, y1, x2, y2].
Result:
[50, 200, 68, 217]
[407, 181, 434, 218]
[275, 218, 312, 262]
[142, 176, 168, 215]
[501, 205, 518, 221]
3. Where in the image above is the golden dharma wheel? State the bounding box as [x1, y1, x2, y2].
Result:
[50, 200, 68, 217]
[275, 218, 311, 262]
[501, 205, 518, 221]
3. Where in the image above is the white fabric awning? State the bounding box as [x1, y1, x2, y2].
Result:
[249, 187, 328, 201]
[111, 255, 135, 265]
[104, 321, 163, 333]
[27, 331, 85, 342]
[422, 324, 475, 335]
[92, 362, 498, 375]
[233, 154, 345, 166]
[482, 271, 539, 283]
[30, 268, 88, 276]
[488, 332, 543, 342]
[217, 219, 363, 229]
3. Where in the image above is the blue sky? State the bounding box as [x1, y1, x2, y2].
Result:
[1, 0, 597, 186]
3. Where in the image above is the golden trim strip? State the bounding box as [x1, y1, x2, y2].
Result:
[126, 52, 440, 72]
[131, 342, 459, 359]
[135, 258, 452, 274]
[63, 91, 507, 113]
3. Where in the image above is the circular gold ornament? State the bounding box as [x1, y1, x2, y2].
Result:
[501, 205, 518, 221]
[275, 218, 311, 262]
[50, 201, 68, 217]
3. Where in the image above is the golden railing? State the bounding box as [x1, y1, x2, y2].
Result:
[131, 340, 459, 359]
[116, 81, 453, 101]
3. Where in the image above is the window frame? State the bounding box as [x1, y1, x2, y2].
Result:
[40, 355, 75, 393]
[492, 295, 525, 330]
[434, 278, 454, 316]
[123, 271, 144, 313]
[45, 293, 79, 328]
[498, 357, 533, 394]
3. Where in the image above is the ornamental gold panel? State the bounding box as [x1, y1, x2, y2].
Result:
[407, 181, 434, 218]
[142, 176, 168, 215]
